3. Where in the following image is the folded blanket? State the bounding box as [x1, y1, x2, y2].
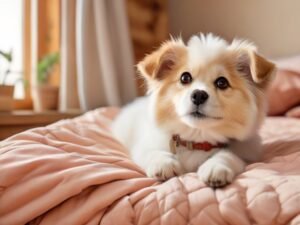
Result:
[0, 108, 300, 225]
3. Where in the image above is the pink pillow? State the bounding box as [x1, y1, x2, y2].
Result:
[267, 54, 300, 117]
[267, 69, 300, 116]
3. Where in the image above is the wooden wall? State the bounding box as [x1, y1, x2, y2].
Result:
[127, 0, 169, 95]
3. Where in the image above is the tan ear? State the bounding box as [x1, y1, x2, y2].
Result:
[249, 52, 276, 83]
[236, 50, 276, 86]
[137, 40, 186, 81]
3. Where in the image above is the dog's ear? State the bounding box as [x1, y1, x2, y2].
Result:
[137, 40, 186, 81]
[231, 40, 276, 88]
[237, 51, 275, 86]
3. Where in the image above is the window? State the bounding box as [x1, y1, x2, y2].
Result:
[0, 0, 24, 99]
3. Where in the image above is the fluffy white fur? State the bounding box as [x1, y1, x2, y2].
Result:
[187, 33, 228, 68]
[113, 96, 260, 186]
[112, 33, 273, 187]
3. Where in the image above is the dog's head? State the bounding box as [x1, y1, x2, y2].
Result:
[138, 34, 275, 141]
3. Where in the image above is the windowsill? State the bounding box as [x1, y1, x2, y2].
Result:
[0, 110, 82, 140]
[0, 110, 82, 125]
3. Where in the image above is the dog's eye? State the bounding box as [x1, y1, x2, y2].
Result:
[180, 72, 193, 85]
[215, 77, 230, 90]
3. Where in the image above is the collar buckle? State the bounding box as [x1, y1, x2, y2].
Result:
[170, 135, 179, 154]
[186, 141, 193, 150]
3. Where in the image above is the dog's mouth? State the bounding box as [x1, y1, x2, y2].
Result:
[189, 111, 222, 120]
[190, 111, 206, 118]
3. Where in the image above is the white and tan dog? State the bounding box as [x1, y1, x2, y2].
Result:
[112, 33, 275, 187]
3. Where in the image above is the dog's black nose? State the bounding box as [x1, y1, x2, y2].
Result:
[191, 90, 209, 105]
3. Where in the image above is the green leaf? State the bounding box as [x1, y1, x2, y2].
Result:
[0, 49, 13, 62]
[37, 52, 60, 84]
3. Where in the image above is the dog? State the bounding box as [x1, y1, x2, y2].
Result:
[112, 33, 275, 188]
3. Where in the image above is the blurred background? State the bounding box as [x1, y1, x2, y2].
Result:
[0, 0, 300, 114]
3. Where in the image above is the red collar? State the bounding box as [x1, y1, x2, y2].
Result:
[169, 134, 228, 154]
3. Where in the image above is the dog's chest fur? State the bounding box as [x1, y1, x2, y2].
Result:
[175, 146, 219, 172]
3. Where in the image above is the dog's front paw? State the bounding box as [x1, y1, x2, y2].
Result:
[146, 154, 182, 181]
[198, 161, 235, 188]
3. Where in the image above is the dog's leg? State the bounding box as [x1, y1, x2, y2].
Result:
[197, 150, 245, 188]
[133, 148, 183, 181]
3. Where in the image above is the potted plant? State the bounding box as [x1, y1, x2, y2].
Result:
[0, 50, 15, 111]
[32, 52, 60, 112]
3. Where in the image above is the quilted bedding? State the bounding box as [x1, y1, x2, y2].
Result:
[0, 108, 300, 225]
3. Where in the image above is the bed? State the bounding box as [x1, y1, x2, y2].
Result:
[0, 107, 300, 225]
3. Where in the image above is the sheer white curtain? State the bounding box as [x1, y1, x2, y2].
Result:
[60, 0, 137, 111]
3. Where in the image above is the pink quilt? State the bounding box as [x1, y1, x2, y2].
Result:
[0, 108, 300, 225]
